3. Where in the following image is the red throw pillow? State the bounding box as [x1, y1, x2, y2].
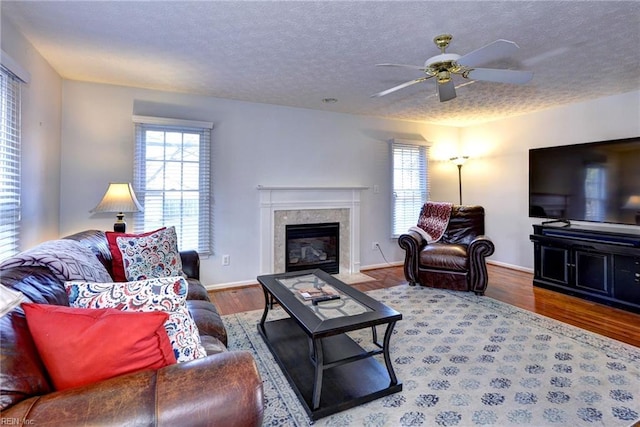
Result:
[22, 303, 177, 391]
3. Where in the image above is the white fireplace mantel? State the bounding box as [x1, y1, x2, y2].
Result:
[257, 185, 367, 275]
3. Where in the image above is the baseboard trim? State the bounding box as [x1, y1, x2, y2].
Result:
[205, 279, 257, 292]
[204, 260, 531, 291]
[360, 261, 403, 270]
[203, 264, 404, 291]
[487, 259, 533, 274]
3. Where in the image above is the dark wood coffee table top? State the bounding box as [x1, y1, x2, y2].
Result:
[257, 269, 401, 337]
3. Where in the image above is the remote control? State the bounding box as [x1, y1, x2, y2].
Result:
[312, 294, 340, 305]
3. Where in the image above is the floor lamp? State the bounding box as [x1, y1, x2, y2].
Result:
[450, 156, 469, 205]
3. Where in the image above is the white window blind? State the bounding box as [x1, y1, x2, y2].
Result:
[0, 66, 22, 261]
[584, 165, 606, 222]
[133, 117, 212, 255]
[391, 139, 430, 238]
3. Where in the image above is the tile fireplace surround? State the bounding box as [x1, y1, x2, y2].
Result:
[258, 186, 367, 275]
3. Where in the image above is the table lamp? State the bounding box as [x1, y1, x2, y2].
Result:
[623, 195, 640, 225]
[91, 183, 143, 232]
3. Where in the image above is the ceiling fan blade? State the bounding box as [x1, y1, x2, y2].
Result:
[456, 80, 476, 90]
[375, 63, 427, 71]
[466, 68, 534, 84]
[437, 80, 456, 102]
[370, 76, 431, 98]
[456, 39, 520, 67]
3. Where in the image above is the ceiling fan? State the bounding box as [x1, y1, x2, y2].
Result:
[371, 34, 534, 102]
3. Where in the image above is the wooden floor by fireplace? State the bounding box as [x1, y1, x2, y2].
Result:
[209, 264, 640, 348]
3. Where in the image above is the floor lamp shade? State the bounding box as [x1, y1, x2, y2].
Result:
[91, 183, 143, 232]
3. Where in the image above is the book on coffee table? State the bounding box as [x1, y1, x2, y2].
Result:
[297, 285, 340, 302]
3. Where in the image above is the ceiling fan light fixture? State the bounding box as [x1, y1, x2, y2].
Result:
[437, 70, 451, 84]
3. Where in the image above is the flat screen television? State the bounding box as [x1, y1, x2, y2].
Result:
[529, 137, 640, 226]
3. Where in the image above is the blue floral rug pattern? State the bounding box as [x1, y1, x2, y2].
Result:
[225, 285, 640, 426]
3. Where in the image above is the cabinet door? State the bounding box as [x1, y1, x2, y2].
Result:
[539, 245, 570, 285]
[574, 250, 610, 294]
[613, 255, 640, 304]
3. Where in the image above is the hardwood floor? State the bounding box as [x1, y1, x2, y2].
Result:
[209, 264, 640, 348]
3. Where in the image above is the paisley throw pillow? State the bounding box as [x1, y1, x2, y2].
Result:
[65, 276, 206, 362]
[106, 226, 185, 282]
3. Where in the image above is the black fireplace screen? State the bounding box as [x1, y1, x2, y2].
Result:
[285, 222, 339, 274]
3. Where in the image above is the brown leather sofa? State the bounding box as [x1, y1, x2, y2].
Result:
[398, 205, 495, 295]
[0, 230, 264, 426]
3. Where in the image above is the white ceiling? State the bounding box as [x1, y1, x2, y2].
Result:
[2, 1, 639, 126]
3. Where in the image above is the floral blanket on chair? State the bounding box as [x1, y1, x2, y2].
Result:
[408, 201, 453, 243]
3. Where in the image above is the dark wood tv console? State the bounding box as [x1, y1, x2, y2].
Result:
[530, 224, 640, 313]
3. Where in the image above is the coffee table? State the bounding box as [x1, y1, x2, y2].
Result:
[257, 269, 402, 420]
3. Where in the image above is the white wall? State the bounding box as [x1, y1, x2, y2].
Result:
[5, 14, 639, 284]
[1, 15, 63, 250]
[458, 91, 640, 271]
[59, 81, 458, 285]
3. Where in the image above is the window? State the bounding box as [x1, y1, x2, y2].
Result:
[0, 66, 23, 260]
[584, 165, 606, 222]
[391, 139, 430, 238]
[133, 116, 212, 255]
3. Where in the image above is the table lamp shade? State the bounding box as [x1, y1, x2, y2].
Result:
[623, 195, 640, 210]
[91, 183, 142, 232]
[623, 195, 640, 225]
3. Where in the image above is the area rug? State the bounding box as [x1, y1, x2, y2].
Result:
[224, 285, 640, 426]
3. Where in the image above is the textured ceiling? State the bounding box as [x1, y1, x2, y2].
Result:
[2, 1, 639, 126]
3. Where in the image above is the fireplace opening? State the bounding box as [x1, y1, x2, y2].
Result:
[285, 222, 339, 274]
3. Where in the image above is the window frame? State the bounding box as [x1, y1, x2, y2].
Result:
[390, 139, 431, 238]
[132, 115, 213, 255]
[584, 164, 606, 222]
[0, 53, 29, 261]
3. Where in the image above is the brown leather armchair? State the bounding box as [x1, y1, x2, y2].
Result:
[398, 205, 495, 295]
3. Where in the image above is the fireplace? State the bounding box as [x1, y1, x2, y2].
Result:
[285, 222, 339, 274]
[258, 185, 365, 274]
